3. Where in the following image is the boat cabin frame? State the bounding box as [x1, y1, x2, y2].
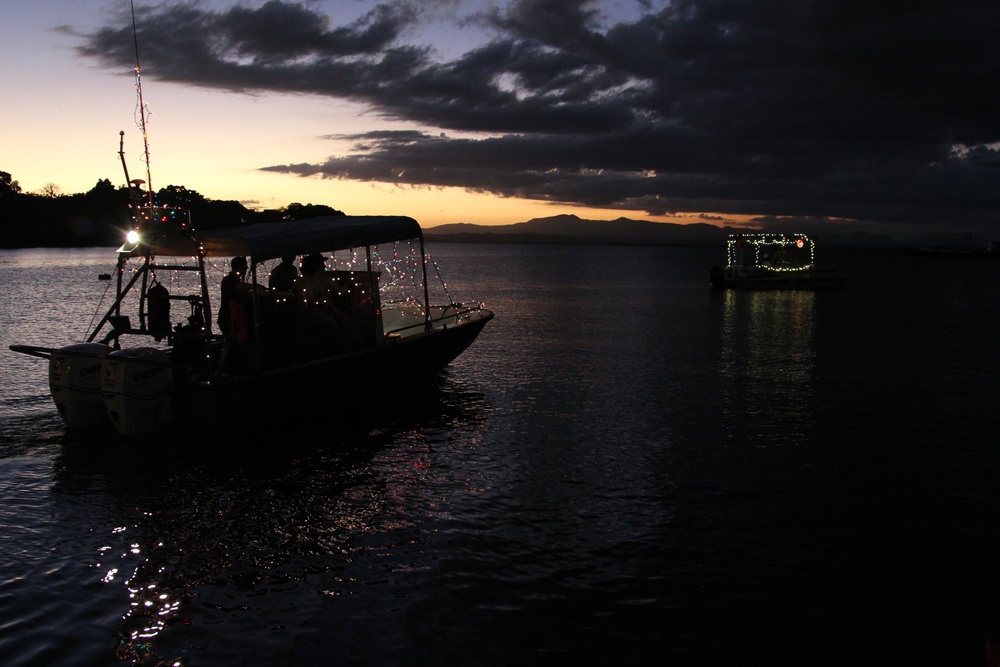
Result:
[82, 213, 451, 381]
[727, 233, 816, 271]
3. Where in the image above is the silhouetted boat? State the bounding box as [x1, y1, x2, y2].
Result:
[8, 2, 492, 436]
[11, 214, 493, 435]
[710, 232, 847, 290]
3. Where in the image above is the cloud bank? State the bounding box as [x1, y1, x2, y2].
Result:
[79, 0, 1000, 231]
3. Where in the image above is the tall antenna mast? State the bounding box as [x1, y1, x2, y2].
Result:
[130, 0, 154, 207]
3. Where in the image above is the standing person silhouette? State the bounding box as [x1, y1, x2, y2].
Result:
[218, 256, 249, 339]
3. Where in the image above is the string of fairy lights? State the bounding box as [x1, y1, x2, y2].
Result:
[101, 238, 458, 342]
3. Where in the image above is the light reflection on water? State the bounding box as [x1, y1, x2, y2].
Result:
[718, 289, 816, 446]
[32, 380, 495, 666]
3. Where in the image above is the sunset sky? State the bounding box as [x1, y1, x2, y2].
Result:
[2, 1, 998, 237]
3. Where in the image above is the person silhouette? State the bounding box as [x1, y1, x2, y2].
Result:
[268, 256, 297, 292]
[218, 256, 248, 338]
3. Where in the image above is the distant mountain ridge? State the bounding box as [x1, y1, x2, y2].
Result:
[426, 214, 998, 248]
[424, 215, 898, 246]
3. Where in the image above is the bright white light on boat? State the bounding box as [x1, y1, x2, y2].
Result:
[127, 230, 140, 245]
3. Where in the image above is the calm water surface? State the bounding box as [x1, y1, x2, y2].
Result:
[1, 243, 999, 666]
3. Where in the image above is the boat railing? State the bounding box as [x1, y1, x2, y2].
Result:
[382, 304, 487, 339]
[755, 261, 813, 272]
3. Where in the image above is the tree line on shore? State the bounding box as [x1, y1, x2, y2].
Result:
[0, 171, 343, 249]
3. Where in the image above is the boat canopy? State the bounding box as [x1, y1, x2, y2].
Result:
[120, 215, 423, 261]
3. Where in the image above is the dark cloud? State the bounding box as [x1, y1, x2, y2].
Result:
[79, 0, 1000, 231]
[79, 1, 424, 95]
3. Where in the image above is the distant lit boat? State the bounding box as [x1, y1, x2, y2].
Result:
[710, 233, 847, 290]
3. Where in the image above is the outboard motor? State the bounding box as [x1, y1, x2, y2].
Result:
[48, 343, 112, 428]
[101, 348, 172, 435]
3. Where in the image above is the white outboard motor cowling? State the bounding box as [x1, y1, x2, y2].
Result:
[49, 343, 112, 428]
[101, 348, 173, 435]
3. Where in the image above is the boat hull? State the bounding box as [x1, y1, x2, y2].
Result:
[710, 266, 846, 290]
[23, 311, 492, 437]
[177, 314, 492, 433]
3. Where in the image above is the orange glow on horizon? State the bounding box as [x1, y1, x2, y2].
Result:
[9, 154, 750, 229]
